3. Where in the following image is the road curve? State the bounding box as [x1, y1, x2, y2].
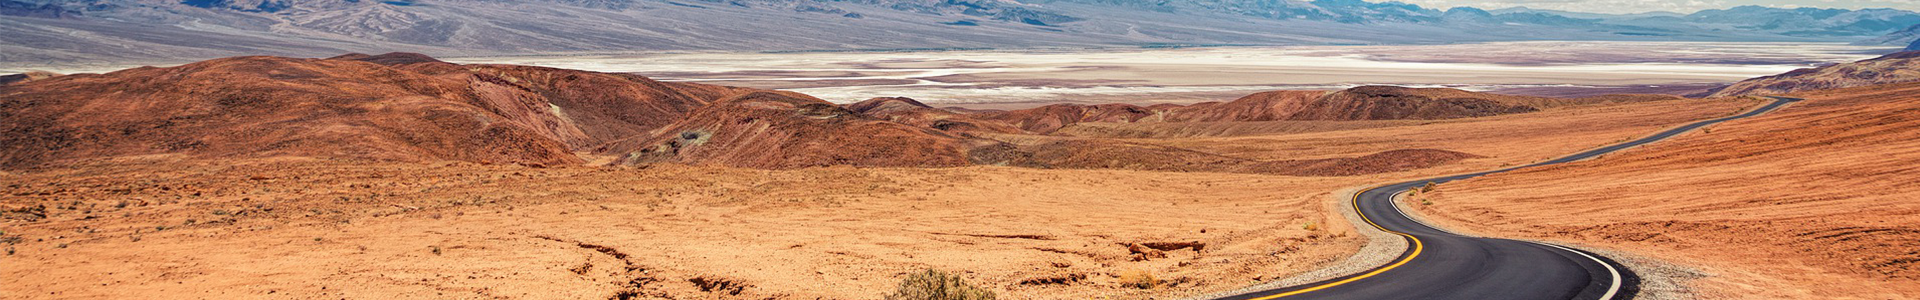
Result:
[1214, 96, 1802, 300]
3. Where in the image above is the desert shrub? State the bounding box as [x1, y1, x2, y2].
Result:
[1420, 182, 1437, 193]
[886, 269, 996, 300]
[1117, 269, 1159, 289]
[1303, 222, 1318, 231]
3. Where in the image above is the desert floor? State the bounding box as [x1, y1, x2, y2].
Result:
[0, 98, 1757, 299]
[444, 42, 1878, 106]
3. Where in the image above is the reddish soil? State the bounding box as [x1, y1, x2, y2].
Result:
[1489, 83, 1726, 98]
[973, 86, 1679, 134]
[974, 103, 1163, 133]
[1410, 81, 1920, 299]
[597, 92, 1030, 169]
[0, 53, 751, 168]
[843, 97, 1025, 134]
[1709, 51, 1920, 97]
[0, 88, 1755, 299]
[1011, 137, 1480, 176]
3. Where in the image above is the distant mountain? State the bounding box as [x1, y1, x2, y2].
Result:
[1684, 6, 1920, 36]
[3, 0, 1919, 66]
[1858, 24, 1920, 47]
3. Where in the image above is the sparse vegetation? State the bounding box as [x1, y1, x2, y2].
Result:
[1117, 269, 1160, 289]
[430, 246, 442, 255]
[884, 269, 996, 300]
[1421, 182, 1437, 193]
[1303, 222, 1318, 231]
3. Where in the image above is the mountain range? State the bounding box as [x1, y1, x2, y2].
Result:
[6, 0, 1920, 66]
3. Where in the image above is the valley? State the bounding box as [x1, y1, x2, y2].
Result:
[5, 16, 1920, 298]
[459, 42, 1887, 106]
[0, 84, 1756, 299]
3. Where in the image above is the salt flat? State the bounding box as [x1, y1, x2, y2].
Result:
[449, 41, 1895, 106]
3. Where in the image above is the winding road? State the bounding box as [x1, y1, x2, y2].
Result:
[1214, 96, 1802, 300]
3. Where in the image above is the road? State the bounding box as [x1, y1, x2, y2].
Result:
[1214, 96, 1803, 300]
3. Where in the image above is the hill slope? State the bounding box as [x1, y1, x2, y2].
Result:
[977, 86, 1675, 134]
[0, 53, 750, 167]
[1412, 81, 1920, 298]
[598, 92, 1031, 169]
[1709, 51, 1920, 97]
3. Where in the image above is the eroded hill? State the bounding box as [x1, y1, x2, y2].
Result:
[1708, 51, 1920, 97]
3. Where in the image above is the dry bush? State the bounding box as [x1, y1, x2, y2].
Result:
[886, 269, 996, 300]
[1117, 269, 1160, 289]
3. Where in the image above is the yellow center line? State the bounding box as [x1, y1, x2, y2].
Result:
[1247, 185, 1426, 299]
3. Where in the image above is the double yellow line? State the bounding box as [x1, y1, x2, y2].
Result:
[1246, 185, 1426, 299]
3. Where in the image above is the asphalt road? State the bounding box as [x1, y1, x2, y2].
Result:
[1214, 96, 1802, 300]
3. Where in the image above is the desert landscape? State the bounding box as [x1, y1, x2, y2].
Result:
[0, 51, 1781, 299]
[1408, 60, 1920, 299]
[9, 1, 1920, 299]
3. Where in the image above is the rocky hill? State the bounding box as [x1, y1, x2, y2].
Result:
[843, 97, 1024, 134]
[1707, 51, 1920, 97]
[0, 53, 752, 167]
[598, 92, 1032, 169]
[0, 53, 1679, 177]
[974, 86, 1675, 134]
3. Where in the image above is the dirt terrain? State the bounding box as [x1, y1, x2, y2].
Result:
[1410, 82, 1920, 299]
[0, 53, 753, 168]
[1709, 51, 1920, 97]
[0, 89, 1759, 299]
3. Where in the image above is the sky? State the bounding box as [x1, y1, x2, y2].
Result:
[1391, 0, 1920, 14]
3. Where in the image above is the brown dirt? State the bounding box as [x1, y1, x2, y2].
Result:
[0, 54, 1778, 300]
[596, 92, 1028, 169]
[0, 157, 1368, 300]
[1409, 82, 1920, 299]
[1488, 83, 1726, 98]
[1709, 51, 1920, 98]
[972, 86, 1680, 134]
[844, 97, 1026, 135]
[0, 53, 752, 168]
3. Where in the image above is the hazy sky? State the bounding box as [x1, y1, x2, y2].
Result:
[1393, 0, 1920, 14]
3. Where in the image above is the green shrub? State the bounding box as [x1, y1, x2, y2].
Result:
[885, 269, 996, 300]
